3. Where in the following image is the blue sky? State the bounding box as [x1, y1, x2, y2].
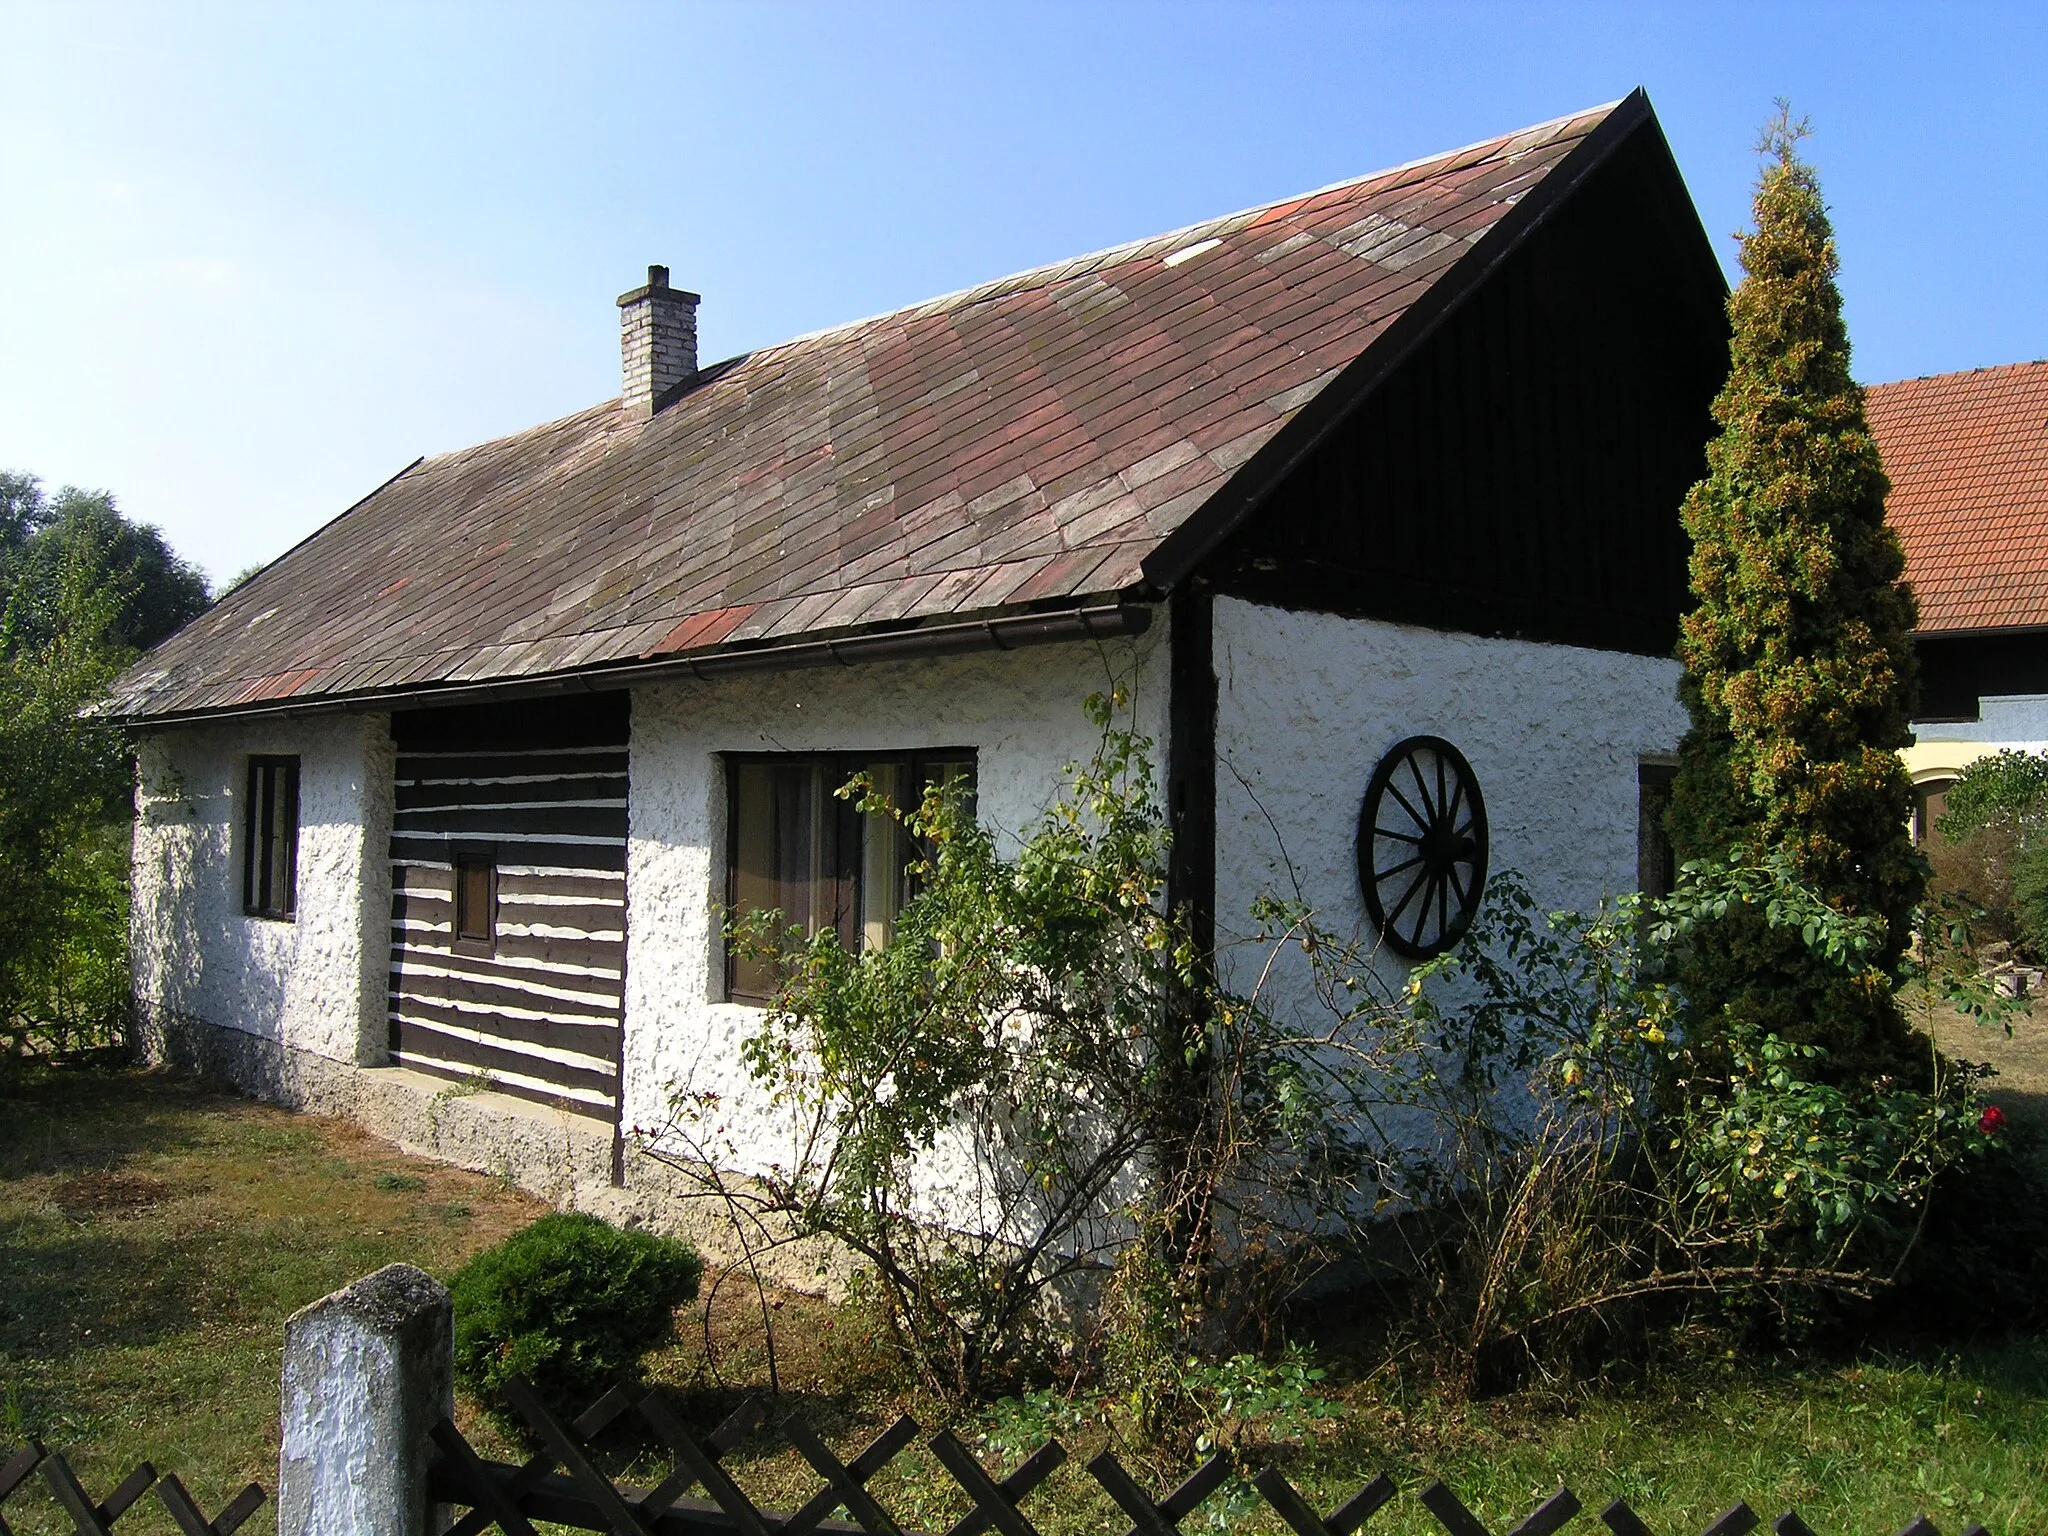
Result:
[3, 2, 2044, 584]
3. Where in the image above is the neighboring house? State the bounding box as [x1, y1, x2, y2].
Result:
[110, 92, 1724, 1220]
[1867, 359, 2048, 839]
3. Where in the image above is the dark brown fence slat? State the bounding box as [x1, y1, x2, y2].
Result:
[505, 1378, 653, 1536]
[97, 1464, 157, 1525]
[0, 1444, 44, 1503]
[38, 1451, 114, 1536]
[1325, 1474, 1398, 1536]
[154, 1472, 265, 1536]
[1086, 1452, 1180, 1536]
[708, 1399, 767, 1458]
[211, 1482, 269, 1536]
[928, 1429, 1042, 1536]
[944, 1440, 1069, 1536]
[1506, 1488, 1581, 1536]
[786, 1416, 922, 1536]
[1700, 1505, 1761, 1536]
[431, 1417, 543, 1536]
[1419, 1479, 1494, 1536]
[1599, 1500, 1655, 1536]
[786, 1415, 910, 1536]
[574, 1387, 639, 1443]
[1249, 1465, 1340, 1536]
[636, 1393, 771, 1536]
[1771, 1516, 1820, 1536]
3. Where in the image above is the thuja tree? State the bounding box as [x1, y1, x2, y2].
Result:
[1667, 107, 1924, 1086]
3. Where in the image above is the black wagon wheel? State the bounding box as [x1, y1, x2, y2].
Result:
[1355, 735, 1488, 960]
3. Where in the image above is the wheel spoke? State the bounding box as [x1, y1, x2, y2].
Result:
[1374, 824, 1425, 845]
[1384, 865, 1430, 927]
[1374, 852, 1427, 879]
[1409, 871, 1444, 949]
[1385, 781, 1431, 832]
[1406, 754, 1440, 824]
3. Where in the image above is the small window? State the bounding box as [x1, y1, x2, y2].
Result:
[454, 849, 497, 947]
[1637, 761, 1677, 899]
[726, 751, 975, 1001]
[243, 756, 300, 920]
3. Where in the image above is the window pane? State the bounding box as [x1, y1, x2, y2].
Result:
[457, 860, 493, 942]
[860, 762, 904, 951]
[772, 763, 816, 935]
[244, 757, 300, 919]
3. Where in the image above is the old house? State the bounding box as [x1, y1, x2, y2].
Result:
[1866, 359, 2048, 839]
[112, 92, 1725, 1216]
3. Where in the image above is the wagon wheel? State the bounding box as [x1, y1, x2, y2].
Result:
[1355, 735, 1488, 960]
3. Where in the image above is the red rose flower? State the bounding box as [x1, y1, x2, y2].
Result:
[1980, 1104, 2008, 1137]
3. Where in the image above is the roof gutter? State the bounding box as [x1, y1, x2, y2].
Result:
[114, 599, 1153, 729]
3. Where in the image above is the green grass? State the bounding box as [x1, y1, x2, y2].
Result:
[3, 1066, 2046, 1534]
[0, 1064, 544, 1534]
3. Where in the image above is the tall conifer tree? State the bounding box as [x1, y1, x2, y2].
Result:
[1668, 106, 1924, 1085]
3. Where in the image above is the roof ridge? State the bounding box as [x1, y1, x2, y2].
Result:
[1869, 357, 2048, 391]
[398, 99, 1622, 474]
[754, 97, 1625, 356]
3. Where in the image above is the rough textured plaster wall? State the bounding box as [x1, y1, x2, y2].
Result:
[621, 629, 1167, 1197]
[132, 713, 393, 1066]
[1211, 598, 1687, 1014]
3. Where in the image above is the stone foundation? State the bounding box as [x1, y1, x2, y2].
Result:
[140, 1008, 847, 1293]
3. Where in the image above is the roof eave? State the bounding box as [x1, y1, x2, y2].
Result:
[107, 594, 1156, 730]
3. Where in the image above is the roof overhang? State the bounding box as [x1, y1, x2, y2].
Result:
[111, 597, 1153, 729]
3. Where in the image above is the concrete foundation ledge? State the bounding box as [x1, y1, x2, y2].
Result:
[138, 1008, 848, 1293]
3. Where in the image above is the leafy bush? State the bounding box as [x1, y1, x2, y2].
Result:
[449, 1212, 702, 1416]
[1926, 750, 2048, 957]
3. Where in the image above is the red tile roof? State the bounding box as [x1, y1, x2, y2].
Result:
[110, 98, 1642, 721]
[1869, 359, 2048, 634]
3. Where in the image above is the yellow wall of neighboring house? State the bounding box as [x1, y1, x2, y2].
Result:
[1904, 737, 2002, 787]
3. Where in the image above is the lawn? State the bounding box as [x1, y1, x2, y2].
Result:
[3, 1066, 2046, 1535]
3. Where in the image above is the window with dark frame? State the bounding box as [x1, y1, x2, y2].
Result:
[243, 756, 300, 920]
[725, 751, 976, 1002]
[1637, 761, 1677, 899]
[454, 848, 498, 947]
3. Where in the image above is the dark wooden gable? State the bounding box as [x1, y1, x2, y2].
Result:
[1201, 119, 1727, 657]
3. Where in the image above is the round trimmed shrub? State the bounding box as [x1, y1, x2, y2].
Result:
[450, 1212, 702, 1415]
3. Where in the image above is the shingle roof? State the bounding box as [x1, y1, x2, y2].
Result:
[110, 97, 1637, 722]
[1869, 359, 2048, 634]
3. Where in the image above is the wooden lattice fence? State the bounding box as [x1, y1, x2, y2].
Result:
[0, 1439, 263, 1536]
[423, 1375, 1991, 1536]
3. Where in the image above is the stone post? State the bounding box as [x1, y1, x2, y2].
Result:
[278, 1264, 452, 1536]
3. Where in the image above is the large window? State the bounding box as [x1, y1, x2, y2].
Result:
[726, 751, 975, 1001]
[243, 756, 300, 920]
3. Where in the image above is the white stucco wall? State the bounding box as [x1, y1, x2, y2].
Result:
[620, 627, 1168, 1186]
[132, 712, 394, 1067]
[1210, 598, 1687, 1010]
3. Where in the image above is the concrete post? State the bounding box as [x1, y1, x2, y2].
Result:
[278, 1264, 452, 1536]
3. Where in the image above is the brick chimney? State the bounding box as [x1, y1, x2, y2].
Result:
[617, 265, 699, 417]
